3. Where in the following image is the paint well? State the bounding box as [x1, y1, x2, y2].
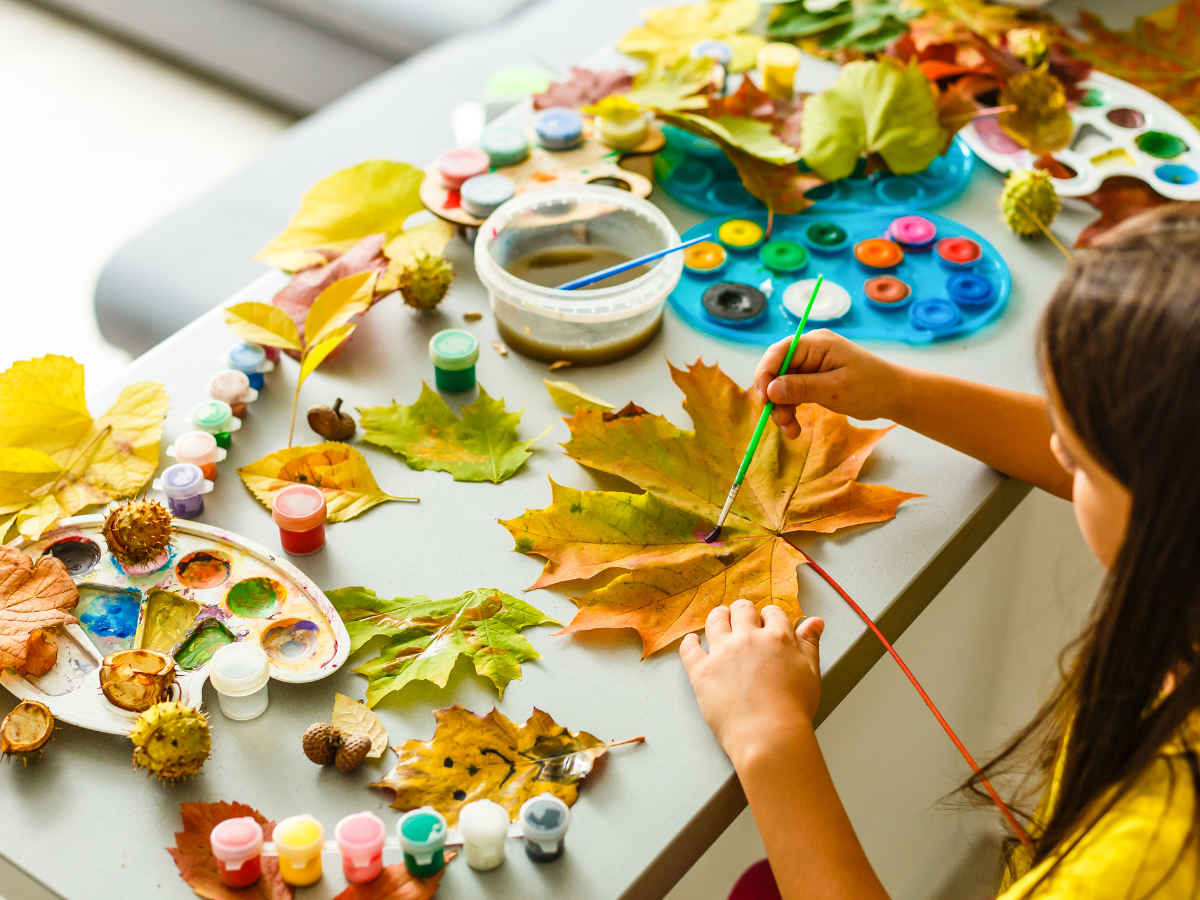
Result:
[140, 589, 201, 654]
[262, 619, 322, 663]
[44, 537, 102, 576]
[175, 618, 236, 670]
[176, 550, 231, 589]
[1090, 147, 1136, 168]
[75, 585, 141, 654]
[1156, 164, 1199, 185]
[22, 628, 96, 695]
[1106, 107, 1145, 129]
[226, 577, 286, 618]
[1136, 130, 1189, 159]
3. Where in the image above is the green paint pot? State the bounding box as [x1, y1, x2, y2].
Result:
[429, 329, 479, 393]
[398, 807, 447, 878]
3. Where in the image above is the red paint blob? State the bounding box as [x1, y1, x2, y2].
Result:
[217, 854, 262, 888]
[279, 522, 326, 555]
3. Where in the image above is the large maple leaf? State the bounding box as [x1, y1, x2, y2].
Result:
[0, 546, 79, 675]
[168, 801, 291, 900]
[501, 361, 920, 657]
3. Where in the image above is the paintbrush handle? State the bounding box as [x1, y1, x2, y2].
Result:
[731, 274, 825, 487]
[556, 233, 714, 290]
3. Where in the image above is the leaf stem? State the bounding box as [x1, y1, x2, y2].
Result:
[1014, 196, 1074, 261]
[288, 371, 302, 448]
[605, 736, 646, 748]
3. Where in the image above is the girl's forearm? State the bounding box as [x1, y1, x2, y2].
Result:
[733, 727, 892, 900]
[890, 366, 1073, 500]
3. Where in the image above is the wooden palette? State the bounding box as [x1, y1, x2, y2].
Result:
[0, 516, 349, 735]
[421, 120, 664, 227]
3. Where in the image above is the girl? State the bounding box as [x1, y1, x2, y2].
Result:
[682, 203, 1200, 899]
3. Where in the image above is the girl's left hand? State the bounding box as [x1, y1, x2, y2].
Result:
[681, 600, 825, 764]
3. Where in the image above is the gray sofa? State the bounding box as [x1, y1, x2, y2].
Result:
[30, 0, 540, 113]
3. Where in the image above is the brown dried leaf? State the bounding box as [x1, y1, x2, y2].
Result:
[533, 67, 633, 110]
[332, 857, 453, 900]
[548, 360, 572, 372]
[1076, 175, 1173, 248]
[168, 801, 291, 900]
[332, 692, 389, 758]
[0, 547, 78, 675]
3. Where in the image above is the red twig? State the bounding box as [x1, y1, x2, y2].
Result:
[801, 551, 1035, 854]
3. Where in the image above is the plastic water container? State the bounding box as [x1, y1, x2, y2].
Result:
[474, 185, 683, 365]
[208, 643, 270, 720]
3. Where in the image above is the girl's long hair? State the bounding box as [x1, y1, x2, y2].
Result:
[965, 203, 1200, 893]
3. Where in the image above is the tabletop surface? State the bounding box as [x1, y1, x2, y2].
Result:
[0, 94, 1095, 900]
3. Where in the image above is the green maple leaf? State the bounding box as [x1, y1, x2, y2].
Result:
[358, 384, 550, 483]
[769, 0, 918, 53]
[801, 59, 946, 181]
[327, 587, 560, 706]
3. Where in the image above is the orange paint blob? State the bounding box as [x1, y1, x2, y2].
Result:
[864, 276, 911, 304]
[683, 241, 728, 272]
[854, 239, 904, 269]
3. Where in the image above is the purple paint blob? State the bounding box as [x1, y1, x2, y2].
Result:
[168, 494, 205, 519]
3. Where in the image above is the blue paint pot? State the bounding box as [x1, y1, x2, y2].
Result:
[534, 107, 584, 151]
[910, 298, 961, 332]
[946, 273, 994, 309]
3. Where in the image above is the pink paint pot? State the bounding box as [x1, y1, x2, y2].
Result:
[210, 816, 264, 888]
[271, 484, 327, 556]
[335, 811, 386, 883]
[436, 148, 490, 190]
[887, 215, 937, 250]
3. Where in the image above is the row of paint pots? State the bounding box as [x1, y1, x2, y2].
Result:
[209, 798, 572, 889]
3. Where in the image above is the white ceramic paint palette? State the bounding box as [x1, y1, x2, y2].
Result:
[0, 516, 349, 735]
[962, 72, 1200, 199]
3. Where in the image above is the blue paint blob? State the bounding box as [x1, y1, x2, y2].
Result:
[75, 586, 142, 653]
[1155, 164, 1198, 186]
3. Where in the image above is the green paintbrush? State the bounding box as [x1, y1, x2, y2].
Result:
[704, 273, 824, 544]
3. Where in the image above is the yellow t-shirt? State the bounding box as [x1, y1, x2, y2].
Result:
[999, 718, 1200, 899]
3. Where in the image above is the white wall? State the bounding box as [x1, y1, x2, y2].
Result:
[668, 489, 1103, 900]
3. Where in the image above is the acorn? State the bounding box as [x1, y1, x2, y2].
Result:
[302, 722, 343, 765]
[398, 254, 454, 311]
[1, 700, 55, 763]
[307, 398, 355, 442]
[100, 649, 176, 712]
[103, 499, 173, 573]
[335, 734, 371, 773]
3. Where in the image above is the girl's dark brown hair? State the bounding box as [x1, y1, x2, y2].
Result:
[966, 202, 1200, 893]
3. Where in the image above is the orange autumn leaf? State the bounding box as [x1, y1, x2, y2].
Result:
[1065, 2, 1200, 128]
[332, 859, 452, 900]
[0, 546, 78, 675]
[500, 361, 920, 657]
[1077, 175, 1173, 248]
[168, 801, 291, 900]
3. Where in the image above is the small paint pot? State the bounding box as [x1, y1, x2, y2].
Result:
[596, 112, 650, 151]
[689, 38, 733, 66]
[935, 236, 982, 269]
[208, 642, 270, 721]
[274, 815, 324, 886]
[481, 126, 529, 168]
[519, 794, 570, 863]
[188, 400, 241, 450]
[167, 431, 226, 482]
[910, 297, 962, 333]
[534, 107, 584, 151]
[207, 370, 258, 418]
[458, 799, 510, 871]
[757, 42, 801, 99]
[436, 147, 490, 190]
[702, 282, 767, 326]
[783, 278, 852, 323]
[886, 215, 937, 250]
[717, 218, 764, 251]
[803, 221, 850, 253]
[853, 238, 904, 271]
[335, 811, 387, 883]
[429, 329, 479, 393]
[461, 173, 515, 219]
[946, 272, 994, 309]
[271, 484, 327, 556]
[222, 343, 273, 390]
[759, 240, 808, 273]
[398, 807, 448, 878]
[152, 463, 213, 520]
[863, 276, 912, 309]
[210, 816, 264, 888]
[683, 240, 728, 276]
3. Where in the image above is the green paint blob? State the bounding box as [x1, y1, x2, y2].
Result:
[807, 221, 847, 248]
[140, 590, 201, 654]
[1136, 131, 1189, 159]
[175, 618, 236, 670]
[1080, 88, 1107, 107]
[226, 577, 284, 618]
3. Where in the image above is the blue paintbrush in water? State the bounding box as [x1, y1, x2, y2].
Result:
[555, 234, 714, 290]
[704, 274, 825, 544]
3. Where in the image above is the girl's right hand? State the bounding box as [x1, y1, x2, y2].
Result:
[754, 329, 905, 438]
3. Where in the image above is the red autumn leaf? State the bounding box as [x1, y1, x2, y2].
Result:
[331, 858, 454, 900]
[1076, 175, 1173, 248]
[532, 67, 633, 110]
[0, 546, 78, 676]
[707, 76, 774, 120]
[168, 801, 292, 900]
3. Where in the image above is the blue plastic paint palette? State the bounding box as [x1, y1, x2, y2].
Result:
[962, 72, 1200, 201]
[655, 126, 975, 215]
[669, 210, 1011, 345]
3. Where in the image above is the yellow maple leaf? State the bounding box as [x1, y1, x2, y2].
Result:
[255, 160, 427, 272]
[238, 442, 414, 522]
[618, 0, 765, 73]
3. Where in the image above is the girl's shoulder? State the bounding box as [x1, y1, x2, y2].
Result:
[1000, 712, 1200, 899]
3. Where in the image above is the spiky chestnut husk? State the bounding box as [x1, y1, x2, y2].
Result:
[130, 701, 210, 782]
[103, 499, 174, 567]
[1, 700, 54, 762]
[100, 649, 176, 712]
[398, 254, 454, 312]
[999, 168, 1059, 238]
[302, 722, 343, 765]
[335, 735, 371, 773]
